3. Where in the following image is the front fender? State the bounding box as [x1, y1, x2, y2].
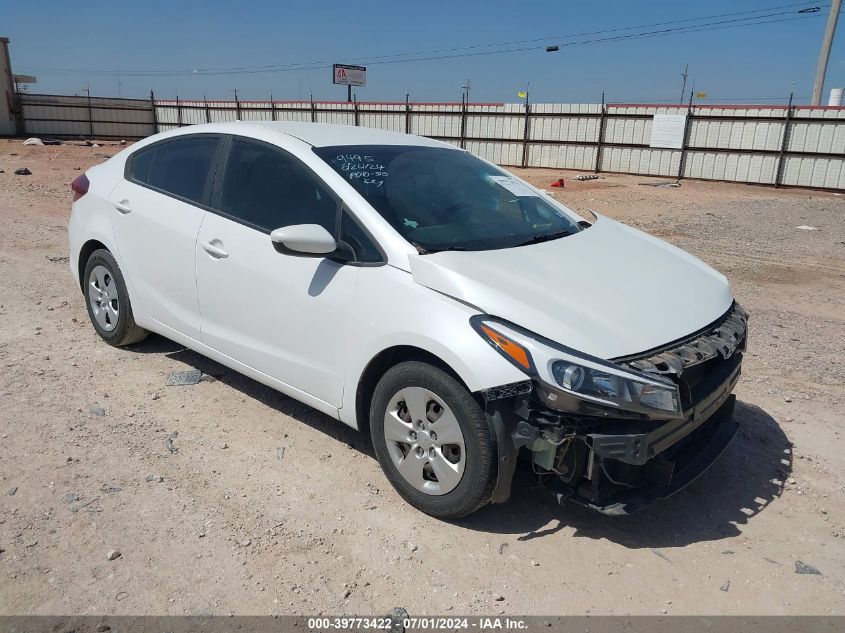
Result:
[338, 266, 526, 428]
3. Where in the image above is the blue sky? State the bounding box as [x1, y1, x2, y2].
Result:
[5, 0, 844, 103]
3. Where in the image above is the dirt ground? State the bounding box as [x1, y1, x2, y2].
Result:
[1, 139, 844, 616]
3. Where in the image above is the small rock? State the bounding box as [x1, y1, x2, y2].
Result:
[795, 560, 822, 575]
[24, 540, 38, 548]
[788, 477, 796, 485]
[660, 609, 668, 615]
[119, 140, 127, 145]
[14, 167, 32, 175]
[23, 137, 44, 146]
[145, 474, 164, 483]
[388, 608, 409, 633]
[96, 624, 111, 632]
[341, 588, 351, 600]
[220, 443, 228, 449]
[407, 542, 418, 552]
[720, 580, 730, 592]
[6, 486, 17, 496]
[531, 559, 539, 567]
[784, 396, 793, 403]
[63, 492, 80, 503]
[721, 549, 735, 555]
[492, 593, 505, 602]
[89, 404, 106, 416]
[240, 539, 252, 547]
[107, 549, 122, 561]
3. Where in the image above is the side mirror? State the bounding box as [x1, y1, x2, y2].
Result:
[270, 224, 337, 257]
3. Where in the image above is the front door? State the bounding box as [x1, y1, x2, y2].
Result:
[195, 137, 359, 408]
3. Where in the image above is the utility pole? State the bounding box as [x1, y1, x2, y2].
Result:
[679, 64, 689, 105]
[462, 79, 471, 103]
[811, 0, 842, 105]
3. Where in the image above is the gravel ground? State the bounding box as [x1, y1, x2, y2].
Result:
[1, 139, 844, 616]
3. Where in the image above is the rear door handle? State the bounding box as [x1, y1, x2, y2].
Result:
[200, 240, 229, 259]
[114, 200, 131, 214]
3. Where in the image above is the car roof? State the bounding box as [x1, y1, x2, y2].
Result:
[159, 121, 458, 149]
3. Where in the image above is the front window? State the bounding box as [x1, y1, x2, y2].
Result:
[313, 145, 582, 253]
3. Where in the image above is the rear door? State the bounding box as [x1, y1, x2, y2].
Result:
[109, 135, 222, 340]
[195, 137, 372, 408]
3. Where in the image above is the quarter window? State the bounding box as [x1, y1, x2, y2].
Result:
[145, 136, 220, 205]
[219, 139, 337, 234]
[127, 147, 154, 184]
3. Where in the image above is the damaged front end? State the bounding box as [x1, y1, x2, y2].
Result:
[478, 302, 748, 515]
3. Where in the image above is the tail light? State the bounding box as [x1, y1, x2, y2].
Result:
[71, 174, 90, 202]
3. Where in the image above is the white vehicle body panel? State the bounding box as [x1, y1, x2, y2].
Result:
[108, 178, 206, 340]
[337, 265, 526, 426]
[196, 212, 360, 408]
[409, 214, 733, 359]
[69, 121, 734, 433]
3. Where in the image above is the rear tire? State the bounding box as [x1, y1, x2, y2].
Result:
[83, 249, 148, 347]
[370, 361, 497, 519]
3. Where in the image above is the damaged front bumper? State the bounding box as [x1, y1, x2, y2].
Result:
[484, 304, 746, 515]
[570, 395, 738, 515]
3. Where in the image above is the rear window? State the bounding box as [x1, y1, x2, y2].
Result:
[145, 136, 221, 205]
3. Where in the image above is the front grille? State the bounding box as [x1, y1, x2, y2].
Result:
[615, 302, 747, 412]
[617, 302, 748, 378]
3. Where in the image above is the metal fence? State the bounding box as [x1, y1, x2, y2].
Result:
[10, 92, 845, 190]
[16, 93, 155, 139]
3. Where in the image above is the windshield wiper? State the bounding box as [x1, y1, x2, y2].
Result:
[514, 230, 574, 247]
[425, 245, 468, 254]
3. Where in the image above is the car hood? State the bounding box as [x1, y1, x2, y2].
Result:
[408, 214, 733, 359]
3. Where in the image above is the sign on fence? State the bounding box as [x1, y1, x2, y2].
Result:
[332, 64, 366, 87]
[650, 113, 687, 149]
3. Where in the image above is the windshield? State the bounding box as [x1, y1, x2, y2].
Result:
[313, 145, 582, 252]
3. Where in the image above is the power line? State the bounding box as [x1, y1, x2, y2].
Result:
[21, 3, 825, 77]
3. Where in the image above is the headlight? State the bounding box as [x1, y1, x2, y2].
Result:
[472, 317, 682, 419]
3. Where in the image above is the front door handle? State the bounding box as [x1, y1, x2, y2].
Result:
[114, 200, 131, 214]
[200, 240, 229, 259]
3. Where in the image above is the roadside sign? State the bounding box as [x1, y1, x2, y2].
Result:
[333, 64, 366, 87]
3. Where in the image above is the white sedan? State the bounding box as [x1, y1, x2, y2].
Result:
[69, 122, 747, 518]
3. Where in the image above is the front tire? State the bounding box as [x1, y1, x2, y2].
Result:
[370, 361, 498, 519]
[83, 249, 148, 347]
